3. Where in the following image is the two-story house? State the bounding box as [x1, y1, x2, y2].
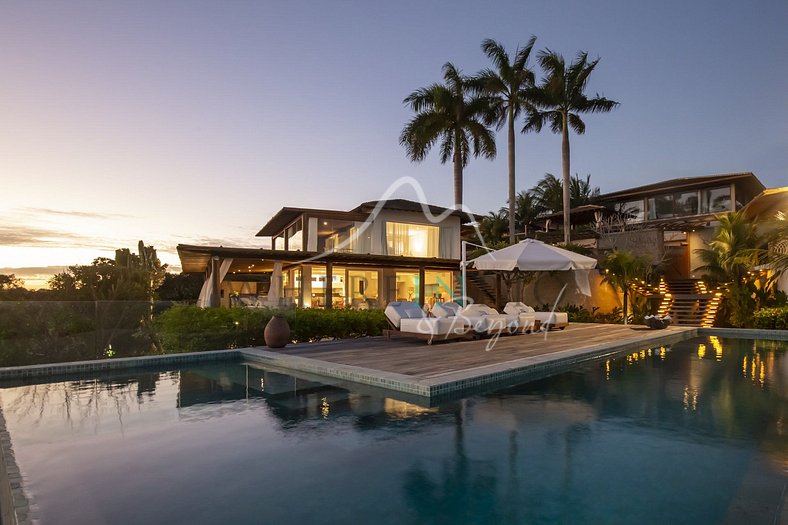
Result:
[177, 199, 471, 308]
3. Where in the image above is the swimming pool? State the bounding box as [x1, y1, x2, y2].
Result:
[0, 336, 785, 524]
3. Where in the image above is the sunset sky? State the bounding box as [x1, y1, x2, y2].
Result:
[1, 1, 786, 288]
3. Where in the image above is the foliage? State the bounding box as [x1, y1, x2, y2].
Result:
[530, 173, 600, 213]
[556, 243, 594, 257]
[155, 306, 388, 353]
[157, 272, 204, 302]
[475, 36, 537, 243]
[49, 241, 167, 301]
[751, 306, 788, 330]
[400, 62, 497, 207]
[601, 249, 656, 324]
[477, 212, 509, 244]
[537, 303, 623, 324]
[0, 274, 24, 290]
[524, 49, 618, 243]
[0, 301, 164, 366]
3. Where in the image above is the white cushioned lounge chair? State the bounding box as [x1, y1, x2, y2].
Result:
[433, 302, 520, 335]
[384, 302, 470, 344]
[504, 302, 568, 330]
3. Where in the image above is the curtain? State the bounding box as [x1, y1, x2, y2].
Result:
[439, 227, 453, 259]
[197, 258, 234, 307]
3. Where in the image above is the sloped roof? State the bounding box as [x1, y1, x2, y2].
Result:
[598, 172, 764, 201]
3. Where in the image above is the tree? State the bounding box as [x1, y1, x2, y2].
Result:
[0, 274, 24, 290]
[401, 63, 497, 209]
[477, 211, 509, 244]
[569, 173, 600, 205]
[476, 37, 537, 243]
[157, 273, 204, 302]
[530, 172, 599, 213]
[602, 249, 654, 324]
[524, 50, 618, 244]
[512, 190, 544, 237]
[694, 212, 764, 327]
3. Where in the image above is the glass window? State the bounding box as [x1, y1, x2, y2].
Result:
[673, 191, 699, 216]
[619, 199, 644, 222]
[647, 194, 674, 220]
[273, 236, 284, 250]
[347, 270, 379, 309]
[386, 223, 440, 257]
[425, 271, 454, 306]
[395, 271, 419, 303]
[285, 221, 303, 251]
[702, 186, 731, 213]
[308, 266, 346, 309]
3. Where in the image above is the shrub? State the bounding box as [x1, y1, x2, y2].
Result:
[154, 306, 388, 353]
[752, 306, 788, 330]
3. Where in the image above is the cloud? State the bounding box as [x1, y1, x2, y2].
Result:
[19, 207, 130, 219]
[0, 266, 69, 276]
[0, 225, 97, 247]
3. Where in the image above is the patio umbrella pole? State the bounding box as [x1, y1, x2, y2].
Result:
[461, 241, 496, 306]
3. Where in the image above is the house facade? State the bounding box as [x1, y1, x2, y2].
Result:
[178, 199, 470, 309]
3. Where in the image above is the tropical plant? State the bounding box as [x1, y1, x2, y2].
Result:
[477, 211, 509, 244]
[512, 190, 544, 236]
[475, 37, 537, 243]
[524, 50, 618, 243]
[601, 249, 654, 324]
[530, 172, 600, 213]
[569, 173, 600, 205]
[400, 63, 497, 209]
[694, 212, 766, 326]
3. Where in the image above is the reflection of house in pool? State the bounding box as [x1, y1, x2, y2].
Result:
[175, 364, 450, 427]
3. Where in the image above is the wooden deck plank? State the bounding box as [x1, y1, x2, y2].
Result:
[270, 323, 690, 379]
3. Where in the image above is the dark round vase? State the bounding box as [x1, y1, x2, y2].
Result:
[264, 315, 290, 348]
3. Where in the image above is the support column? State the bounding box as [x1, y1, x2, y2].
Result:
[325, 262, 333, 309]
[418, 266, 426, 307]
[209, 256, 221, 308]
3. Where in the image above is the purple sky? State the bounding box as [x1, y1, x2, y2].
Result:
[1, 1, 786, 286]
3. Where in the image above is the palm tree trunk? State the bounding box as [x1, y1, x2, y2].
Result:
[508, 112, 516, 244]
[453, 131, 463, 209]
[561, 111, 571, 245]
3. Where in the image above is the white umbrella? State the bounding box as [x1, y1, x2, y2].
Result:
[470, 238, 597, 271]
[462, 238, 596, 302]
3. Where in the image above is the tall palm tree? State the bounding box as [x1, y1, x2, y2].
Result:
[475, 37, 537, 243]
[400, 63, 497, 209]
[569, 173, 600, 205]
[524, 50, 618, 244]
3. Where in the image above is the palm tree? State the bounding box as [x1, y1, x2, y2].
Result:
[569, 173, 600, 205]
[524, 50, 618, 244]
[530, 173, 564, 212]
[475, 37, 537, 243]
[401, 63, 497, 209]
[512, 190, 543, 237]
[478, 210, 509, 243]
[602, 249, 654, 324]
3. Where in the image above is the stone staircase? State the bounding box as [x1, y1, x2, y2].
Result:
[656, 279, 722, 326]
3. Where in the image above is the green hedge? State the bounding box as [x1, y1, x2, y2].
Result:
[752, 306, 788, 330]
[154, 306, 388, 353]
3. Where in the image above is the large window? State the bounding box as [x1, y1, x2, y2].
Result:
[674, 191, 699, 216]
[394, 271, 419, 303]
[425, 271, 454, 305]
[347, 270, 379, 309]
[648, 194, 674, 220]
[701, 186, 731, 213]
[386, 223, 439, 257]
[285, 221, 303, 251]
[619, 199, 644, 222]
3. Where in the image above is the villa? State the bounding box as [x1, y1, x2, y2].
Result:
[178, 172, 786, 324]
[177, 199, 472, 309]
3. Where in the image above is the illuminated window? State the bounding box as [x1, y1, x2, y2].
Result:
[386, 223, 439, 257]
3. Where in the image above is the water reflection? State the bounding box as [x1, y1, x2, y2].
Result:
[0, 336, 785, 525]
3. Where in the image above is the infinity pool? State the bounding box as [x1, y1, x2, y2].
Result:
[1, 336, 785, 524]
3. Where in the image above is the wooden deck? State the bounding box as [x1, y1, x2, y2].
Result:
[241, 323, 699, 400]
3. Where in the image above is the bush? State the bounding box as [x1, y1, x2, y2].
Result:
[752, 306, 788, 330]
[154, 306, 388, 353]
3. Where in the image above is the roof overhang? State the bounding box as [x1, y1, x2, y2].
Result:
[598, 172, 765, 201]
[256, 207, 368, 237]
[177, 244, 460, 274]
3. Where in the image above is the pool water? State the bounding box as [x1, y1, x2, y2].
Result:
[1, 336, 785, 524]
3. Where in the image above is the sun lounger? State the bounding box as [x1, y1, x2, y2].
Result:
[504, 302, 568, 330]
[384, 302, 470, 344]
[433, 302, 520, 335]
